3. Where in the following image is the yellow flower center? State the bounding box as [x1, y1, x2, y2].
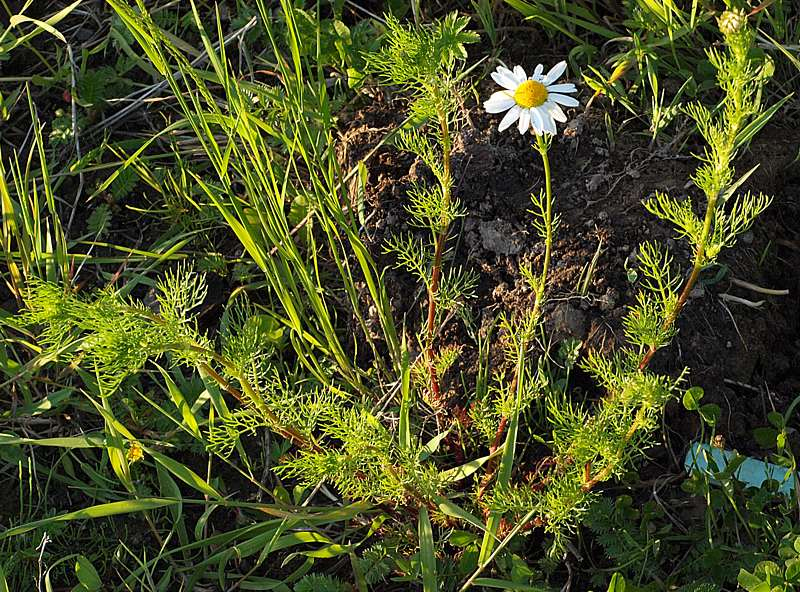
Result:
[514, 80, 548, 108]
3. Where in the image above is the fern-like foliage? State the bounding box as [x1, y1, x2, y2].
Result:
[369, 13, 478, 390]
[219, 294, 284, 383]
[488, 475, 594, 556]
[469, 312, 545, 445]
[584, 496, 649, 569]
[208, 373, 345, 458]
[293, 574, 349, 592]
[383, 233, 430, 287]
[20, 269, 318, 451]
[396, 130, 444, 183]
[648, 21, 774, 271]
[413, 344, 462, 391]
[366, 12, 477, 119]
[707, 190, 772, 260]
[405, 181, 464, 234]
[357, 544, 393, 585]
[20, 266, 210, 393]
[86, 204, 112, 239]
[529, 189, 562, 243]
[436, 267, 478, 314]
[643, 192, 703, 247]
[484, 252, 687, 557]
[276, 406, 443, 505]
[623, 242, 679, 350]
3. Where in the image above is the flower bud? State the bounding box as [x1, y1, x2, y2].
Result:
[717, 8, 747, 36]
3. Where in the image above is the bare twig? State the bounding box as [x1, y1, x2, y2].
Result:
[719, 293, 765, 308]
[36, 532, 51, 592]
[730, 277, 789, 296]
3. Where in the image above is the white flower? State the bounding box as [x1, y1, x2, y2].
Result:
[484, 61, 578, 136]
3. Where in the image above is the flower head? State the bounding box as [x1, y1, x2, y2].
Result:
[484, 61, 578, 135]
[126, 440, 144, 463]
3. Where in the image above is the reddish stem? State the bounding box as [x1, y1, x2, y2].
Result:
[425, 232, 447, 401]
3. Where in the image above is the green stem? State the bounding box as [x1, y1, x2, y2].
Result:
[532, 134, 553, 319]
[586, 193, 722, 488]
[593, 195, 721, 485]
[478, 133, 554, 517]
[187, 346, 317, 450]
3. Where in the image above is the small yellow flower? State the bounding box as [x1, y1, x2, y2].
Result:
[126, 441, 144, 463]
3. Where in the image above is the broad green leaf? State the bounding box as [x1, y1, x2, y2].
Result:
[720, 163, 759, 205]
[420, 428, 451, 459]
[753, 427, 778, 449]
[449, 530, 479, 547]
[6, 0, 81, 47]
[147, 450, 221, 499]
[734, 94, 792, 150]
[699, 403, 720, 427]
[682, 386, 704, 411]
[768, 411, 784, 429]
[439, 450, 500, 483]
[287, 542, 351, 559]
[399, 341, 411, 450]
[0, 433, 105, 448]
[607, 572, 626, 592]
[75, 555, 102, 592]
[11, 388, 71, 417]
[435, 496, 494, 538]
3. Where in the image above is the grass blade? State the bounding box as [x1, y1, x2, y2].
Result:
[418, 506, 438, 592]
[0, 499, 179, 538]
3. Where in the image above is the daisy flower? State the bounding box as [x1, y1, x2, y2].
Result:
[484, 62, 578, 135]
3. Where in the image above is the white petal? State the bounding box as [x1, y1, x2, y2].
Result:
[534, 64, 544, 77]
[513, 65, 527, 83]
[484, 91, 515, 113]
[530, 108, 544, 134]
[491, 70, 519, 90]
[543, 113, 557, 135]
[545, 101, 567, 122]
[495, 65, 515, 79]
[549, 92, 579, 107]
[517, 109, 531, 134]
[498, 105, 521, 132]
[543, 60, 568, 85]
[545, 83, 576, 94]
